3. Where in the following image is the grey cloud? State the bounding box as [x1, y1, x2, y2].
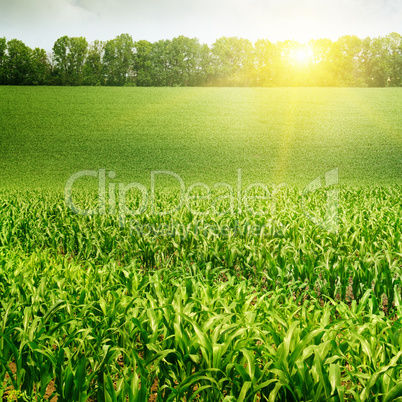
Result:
[1, 0, 401, 50]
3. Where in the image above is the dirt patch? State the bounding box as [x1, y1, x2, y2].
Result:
[2, 362, 56, 402]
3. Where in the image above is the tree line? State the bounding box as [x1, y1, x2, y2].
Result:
[0, 33, 401, 87]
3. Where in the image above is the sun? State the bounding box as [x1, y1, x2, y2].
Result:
[291, 46, 313, 65]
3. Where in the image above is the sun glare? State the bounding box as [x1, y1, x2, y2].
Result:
[291, 46, 313, 65]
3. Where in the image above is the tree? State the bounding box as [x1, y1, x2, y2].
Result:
[166, 36, 203, 86]
[103, 34, 135, 86]
[362, 36, 390, 87]
[276, 40, 303, 86]
[83, 40, 105, 86]
[0, 37, 7, 85]
[53, 36, 88, 85]
[198, 44, 214, 86]
[1, 33, 402, 87]
[254, 40, 279, 86]
[149, 39, 171, 86]
[5, 39, 32, 85]
[386, 32, 402, 86]
[309, 39, 336, 86]
[29, 47, 50, 85]
[332, 35, 364, 86]
[133, 40, 153, 86]
[211, 37, 254, 86]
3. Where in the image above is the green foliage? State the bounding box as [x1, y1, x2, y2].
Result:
[5, 39, 32, 85]
[29, 48, 50, 85]
[52, 36, 88, 85]
[103, 34, 135, 86]
[133, 40, 153, 87]
[387, 33, 402, 86]
[168, 36, 204, 86]
[1, 33, 402, 86]
[0, 39, 50, 86]
[0, 37, 7, 85]
[0, 86, 400, 400]
[254, 39, 280, 86]
[212, 37, 254, 86]
[0, 186, 401, 400]
[83, 40, 105, 86]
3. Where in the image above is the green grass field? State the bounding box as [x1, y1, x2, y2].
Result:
[0, 87, 401, 401]
[0, 87, 401, 189]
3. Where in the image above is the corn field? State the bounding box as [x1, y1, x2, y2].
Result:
[0, 185, 401, 401]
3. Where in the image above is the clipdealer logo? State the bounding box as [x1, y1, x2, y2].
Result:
[64, 168, 339, 234]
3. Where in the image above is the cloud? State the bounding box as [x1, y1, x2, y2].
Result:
[1, 0, 401, 50]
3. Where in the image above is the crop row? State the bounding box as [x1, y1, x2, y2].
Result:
[1, 251, 402, 401]
[0, 186, 400, 305]
[0, 185, 401, 400]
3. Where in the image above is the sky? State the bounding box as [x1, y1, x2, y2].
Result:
[1, 0, 402, 51]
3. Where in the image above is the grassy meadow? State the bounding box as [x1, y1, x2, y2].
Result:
[0, 87, 401, 189]
[0, 87, 401, 401]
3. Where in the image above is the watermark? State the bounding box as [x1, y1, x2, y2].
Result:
[301, 168, 339, 233]
[65, 169, 276, 217]
[64, 168, 339, 236]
